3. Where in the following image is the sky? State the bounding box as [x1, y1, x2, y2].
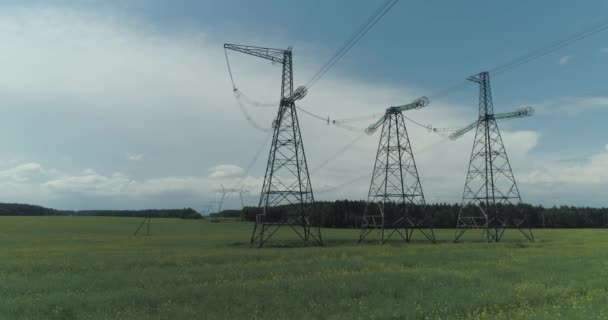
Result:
[0, 0, 606, 211]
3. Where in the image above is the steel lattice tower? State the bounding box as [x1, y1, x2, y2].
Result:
[453, 71, 534, 242]
[359, 99, 435, 244]
[224, 44, 321, 247]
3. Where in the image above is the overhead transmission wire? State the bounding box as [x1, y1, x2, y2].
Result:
[304, 0, 401, 91]
[295, 105, 329, 122]
[427, 16, 608, 100]
[223, 0, 401, 134]
[224, 9, 608, 195]
[222, 1, 404, 199]
[316, 173, 370, 195]
[231, 130, 274, 192]
[308, 16, 608, 136]
[226, 10, 608, 135]
[490, 17, 608, 75]
[224, 49, 274, 132]
[319, 17, 608, 193]
[315, 134, 449, 196]
[310, 132, 368, 174]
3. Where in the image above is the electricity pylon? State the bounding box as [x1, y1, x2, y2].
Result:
[216, 185, 249, 220]
[451, 71, 534, 242]
[216, 185, 249, 212]
[224, 44, 321, 247]
[358, 97, 436, 244]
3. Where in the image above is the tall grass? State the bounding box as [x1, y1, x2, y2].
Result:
[1, 216, 607, 319]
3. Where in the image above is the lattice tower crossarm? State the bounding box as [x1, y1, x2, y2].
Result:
[453, 71, 534, 243]
[359, 100, 435, 244]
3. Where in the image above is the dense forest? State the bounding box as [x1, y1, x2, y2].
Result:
[3, 201, 608, 227]
[241, 200, 608, 229]
[0, 203, 202, 219]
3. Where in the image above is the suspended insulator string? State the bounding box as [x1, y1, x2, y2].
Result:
[239, 90, 277, 108]
[332, 113, 385, 123]
[402, 115, 458, 134]
[225, 14, 608, 136]
[224, 48, 237, 90]
[402, 114, 432, 131]
[225, 48, 272, 132]
[305, 0, 400, 90]
[333, 122, 367, 133]
[298, 102, 457, 136]
[233, 90, 272, 133]
[311, 132, 368, 174]
[225, 48, 278, 107]
[296, 105, 329, 122]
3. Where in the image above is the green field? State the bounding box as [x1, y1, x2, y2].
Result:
[1, 217, 608, 319]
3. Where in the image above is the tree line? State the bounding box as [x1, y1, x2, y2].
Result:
[0, 203, 202, 219]
[241, 200, 608, 228]
[4, 201, 608, 227]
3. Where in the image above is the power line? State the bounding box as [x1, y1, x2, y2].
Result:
[491, 17, 608, 75]
[297, 16, 608, 136]
[428, 16, 608, 100]
[332, 113, 384, 123]
[296, 105, 329, 122]
[226, 13, 608, 137]
[233, 90, 272, 133]
[333, 121, 368, 133]
[304, 0, 400, 90]
[239, 90, 277, 108]
[315, 173, 370, 195]
[316, 134, 451, 196]
[224, 48, 276, 132]
[232, 130, 274, 190]
[224, 48, 237, 91]
[311, 132, 368, 174]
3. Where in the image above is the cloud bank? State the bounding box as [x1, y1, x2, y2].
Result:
[0, 6, 604, 210]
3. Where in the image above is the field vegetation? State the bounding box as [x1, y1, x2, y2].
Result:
[1, 216, 608, 319]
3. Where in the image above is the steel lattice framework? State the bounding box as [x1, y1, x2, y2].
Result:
[453, 71, 534, 242]
[359, 100, 435, 244]
[224, 44, 321, 247]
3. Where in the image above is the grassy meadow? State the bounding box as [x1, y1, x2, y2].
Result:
[1, 216, 608, 319]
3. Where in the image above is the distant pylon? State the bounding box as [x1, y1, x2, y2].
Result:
[359, 99, 435, 244]
[215, 185, 249, 212]
[453, 71, 534, 242]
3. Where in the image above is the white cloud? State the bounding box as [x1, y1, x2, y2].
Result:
[532, 96, 608, 114]
[0, 162, 260, 200]
[126, 153, 144, 161]
[559, 55, 572, 65]
[522, 147, 608, 186]
[0, 6, 602, 209]
[208, 164, 245, 179]
[0, 162, 57, 182]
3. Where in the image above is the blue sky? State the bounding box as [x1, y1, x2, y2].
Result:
[0, 0, 606, 210]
